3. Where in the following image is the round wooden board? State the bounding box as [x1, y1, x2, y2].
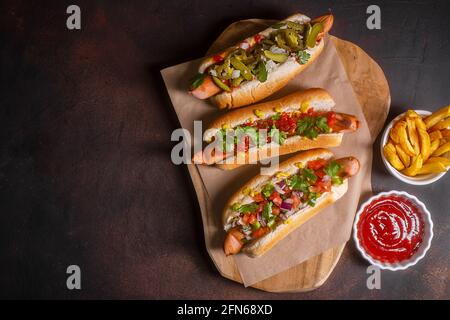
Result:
[191, 18, 390, 292]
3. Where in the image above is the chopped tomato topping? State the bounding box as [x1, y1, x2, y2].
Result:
[275, 113, 297, 134]
[241, 214, 250, 225]
[272, 206, 280, 215]
[314, 178, 332, 193]
[307, 159, 328, 170]
[291, 193, 301, 209]
[315, 169, 326, 179]
[252, 226, 269, 238]
[327, 112, 337, 128]
[269, 191, 282, 206]
[237, 136, 250, 152]
[252, 193, 265, 203]
[247, 214, 257, 225]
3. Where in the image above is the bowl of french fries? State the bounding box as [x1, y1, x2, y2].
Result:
[381, 106, 450, 185]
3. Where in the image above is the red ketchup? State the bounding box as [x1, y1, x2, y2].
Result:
[212, 54, 224, 63]
[254, 34, 264, 43]
[357, 195, 424, 263]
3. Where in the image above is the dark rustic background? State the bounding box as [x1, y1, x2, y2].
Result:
[0, 0, 449, 299]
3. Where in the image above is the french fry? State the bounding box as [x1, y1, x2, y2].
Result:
[402, 155, 423, 176]
[398, 122, 417, 156]
[417, 162, 447, 175]
[426, 156, 450, 167]
[417, 128, 431, 161]
[415, 116, 427, 131]
[406, 110, 419, 118]
[406, 118, 420, 155]
[432, 141, 450, 156]
[441, 129, 450, 139]
[383, 143, 405, 170]
[389, 121, 402, 144]
[429, 130, 443, 141]
[395, 143, 410, 167]
[430, 117, 450, 131]
[424, 105, 450, 129]
[429, 139, 440, 156]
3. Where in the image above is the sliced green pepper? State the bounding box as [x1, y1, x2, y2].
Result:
[255, 61, 267, 82]
[306, 22, 323, 48]
[230, 57, 253, 81]
[263, 50, 288, 63]
[284, 29, 299, 48]
[262, 39, 275, 46]
[286, 21, 304, 32]
[189, 73, 205, 90]
[231, 76, 244, 87]
[233, 48, 248, 61]
[274, 34, 290, 51]
[241, 56, 256, 66]
[223, 62, 234, 80]
[212, 76, 231, 92]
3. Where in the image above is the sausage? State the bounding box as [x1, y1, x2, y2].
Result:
[224, 228, 245, 256]
[189, 75, 221, 99]
[335, 156, 360, 177]
[192, 149, 232, 165]
[330, 113, 360, 133]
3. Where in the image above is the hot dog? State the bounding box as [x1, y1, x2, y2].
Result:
[222, 149, 360, 257]
[189, 13, 334, 109]
[192, 89, 360, 170]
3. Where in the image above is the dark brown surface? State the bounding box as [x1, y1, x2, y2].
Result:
[0, 0, 449, 299]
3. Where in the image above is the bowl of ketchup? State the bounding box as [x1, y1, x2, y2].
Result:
[353, 191, 433, 270]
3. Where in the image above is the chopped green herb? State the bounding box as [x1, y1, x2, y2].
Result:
[296, 117, 312, 135]
[237, 203, 259, 214]
[324, 160, 341, 178]
[231, 203, 241, 211]
[270, 127, 287, 145]
[302, 168, 318, 183]
[218, 129, 235, 152]
[287, 175, 309, 192]
[297, 50, 311, 65]
[307, 192, 318, 207]
[262, 202, 273, 221]
[271, 112, 281, 120]
[316, 116, 330, 132]
[297, 116, 330, 140]
[262, 183, 274, 198]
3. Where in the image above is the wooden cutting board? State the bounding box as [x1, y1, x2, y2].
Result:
[187, 19, 390, 292]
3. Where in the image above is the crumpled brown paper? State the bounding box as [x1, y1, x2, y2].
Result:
[161, 33, 377, 286]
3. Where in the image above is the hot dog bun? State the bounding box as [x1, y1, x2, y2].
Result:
[201, 89, 344, 170]
[222, 148, 350, 257]
[204, 13, 326, 109]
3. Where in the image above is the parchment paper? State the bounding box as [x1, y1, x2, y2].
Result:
[161, 35, 373, 286]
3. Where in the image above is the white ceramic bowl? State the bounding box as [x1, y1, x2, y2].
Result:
[380, 110, 447, 185]
[353, 190, 433, 271]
